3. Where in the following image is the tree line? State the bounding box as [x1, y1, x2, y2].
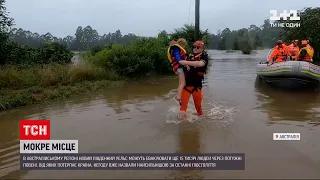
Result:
[2, 0, 319, 64]
[7, 22, 283, 52]
[9, 26, 140, 51]
[3, 0, 287, 54]
[207, 20, 282, 50]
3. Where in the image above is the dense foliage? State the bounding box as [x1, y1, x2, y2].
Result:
[0, 0, 72, 66]
[87, 36, 171, 77]
[1, 41, 73, 65]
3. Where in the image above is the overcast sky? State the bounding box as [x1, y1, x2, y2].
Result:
[5, 0, 319, 37]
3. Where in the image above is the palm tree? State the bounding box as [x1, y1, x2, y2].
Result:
[170, 24, 209, 49]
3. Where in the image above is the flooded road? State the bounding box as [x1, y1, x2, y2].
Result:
[1, 50, 320, 179]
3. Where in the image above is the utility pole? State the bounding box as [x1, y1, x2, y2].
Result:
[195, 0, 200, 41]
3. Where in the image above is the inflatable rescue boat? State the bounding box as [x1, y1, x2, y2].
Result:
[256, 48, 320, 89]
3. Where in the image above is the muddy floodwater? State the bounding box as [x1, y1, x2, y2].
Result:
[1, 50, 320, 179]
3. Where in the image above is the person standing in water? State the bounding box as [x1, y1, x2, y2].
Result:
[178, 41, 208, 119]
[167, 38, 189, 106]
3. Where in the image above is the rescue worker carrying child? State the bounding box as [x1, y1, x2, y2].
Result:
[178, 41, 208, 119]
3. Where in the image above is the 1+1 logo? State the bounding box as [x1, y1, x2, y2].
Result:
[269, 10, 300, 28]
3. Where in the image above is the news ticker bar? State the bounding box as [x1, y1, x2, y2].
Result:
[21, 153, 245, 170]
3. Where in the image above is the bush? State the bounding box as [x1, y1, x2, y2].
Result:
[87, 37, 172, 78]
[90, 45, 104, 56]
[34, 42, 73, 65]
[1, 41, 73, 66]
[0, 41, 29, 65]
[241, 48, 252, 54]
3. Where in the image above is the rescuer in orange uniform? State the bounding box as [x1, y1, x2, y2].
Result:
[287, 40, 299, 60]
[306, 40, 315, 56]
[267, 40, 288, 64]
[178, 41, 208, 119]
[295, 40, 314, 62]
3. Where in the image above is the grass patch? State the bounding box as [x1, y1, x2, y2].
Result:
[0, 63, 122, 89]
[0, 63, 125, 110]
[0, 80, 125, 110]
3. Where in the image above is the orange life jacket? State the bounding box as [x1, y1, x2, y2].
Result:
[295, 47, 313, 62]
[167, 41, 187, 72]
[306, 44, 314, 55]
[268, 46, 287, 63]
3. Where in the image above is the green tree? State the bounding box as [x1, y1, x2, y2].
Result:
[9, 25, 140, 51]
[170, 24, 209, 49]
[0, 0, 13, 35]
[254, 34, 262, 48]
[233, 36, 239, 50]
[215, 20, 282, 51]
[0, 0, 14, 64]
[218, 37, 226, 50]
[207, 32, 221, 49]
